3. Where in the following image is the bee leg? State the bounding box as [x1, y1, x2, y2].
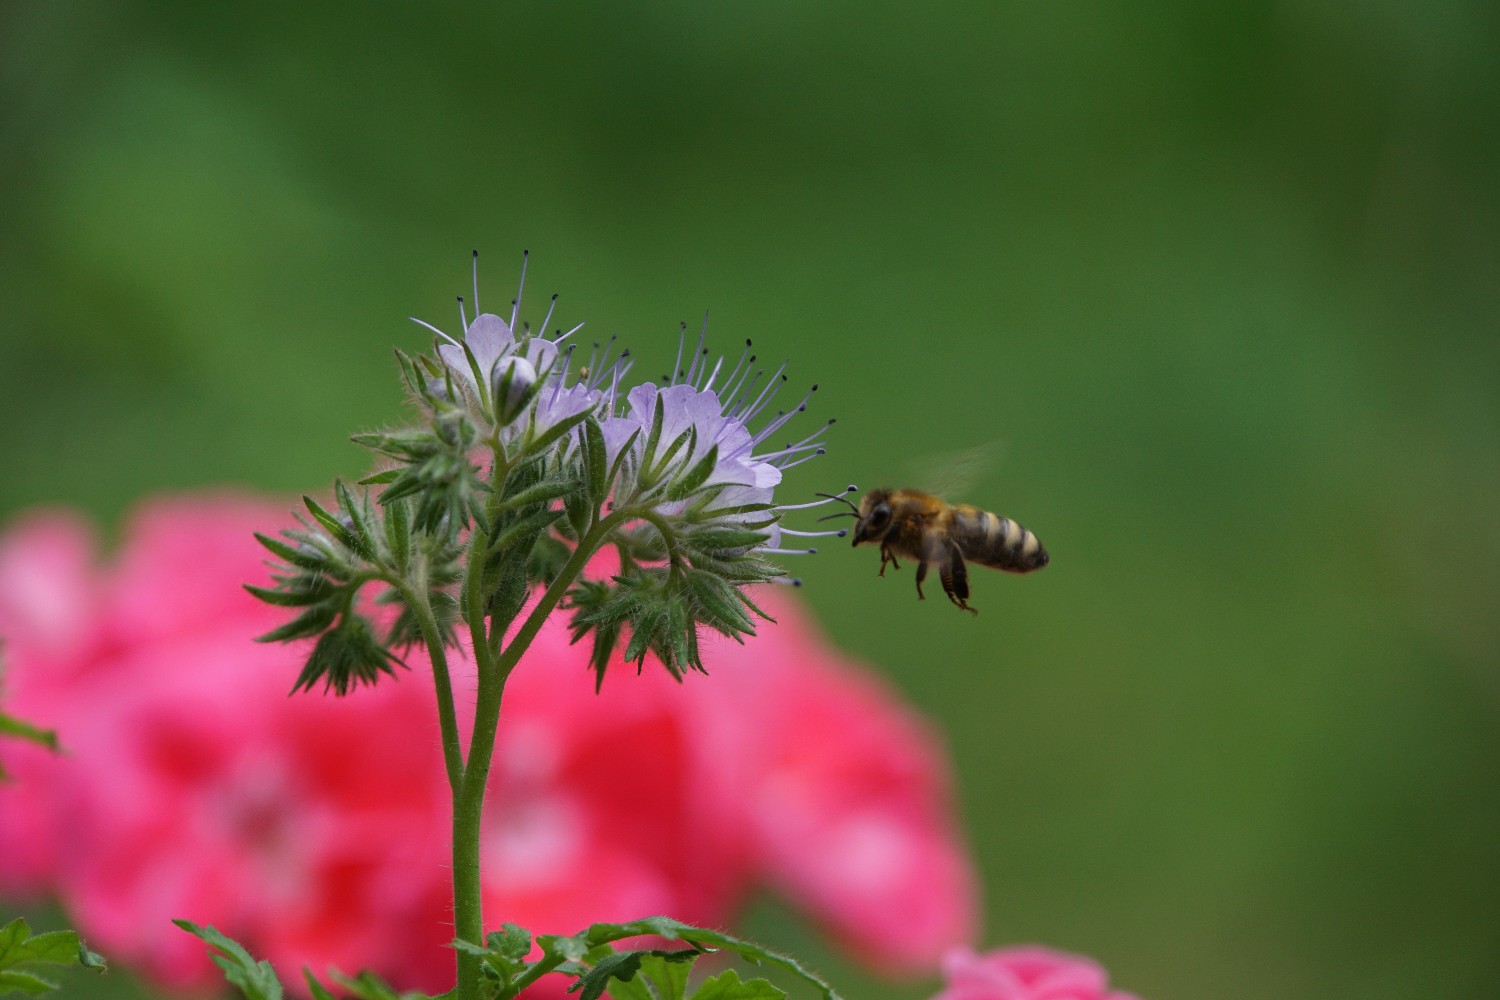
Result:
[915, 559, 928, 600]
[878, 545, 901, 576]
[940, 548, 978, 615]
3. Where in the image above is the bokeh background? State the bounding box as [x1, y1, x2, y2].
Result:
[3, 2, 1498, 998]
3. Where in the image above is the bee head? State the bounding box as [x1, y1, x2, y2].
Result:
[852, 488, 893, 546]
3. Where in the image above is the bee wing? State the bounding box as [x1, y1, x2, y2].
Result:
[907, 440, 1006, 500]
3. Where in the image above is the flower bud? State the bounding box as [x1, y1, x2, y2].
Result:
[490, 356, 537, 424]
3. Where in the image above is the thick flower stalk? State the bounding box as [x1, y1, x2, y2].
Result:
[245, 252, 854, 1000]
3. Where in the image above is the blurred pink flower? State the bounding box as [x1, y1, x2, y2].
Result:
[0, 492, 977, 994]
[933, 946, 1139, 1000]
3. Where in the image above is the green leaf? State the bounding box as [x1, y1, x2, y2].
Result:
[173, 920, 282, 1000]
[303, 495, 363, 557]
[567, 949, 700, 1000]
[0, 969, 57, 995]
[576, 919, 842, 1000]
[0, 712, 58, 754]
[303, 971, 337, 1000]
[327, 968, 431, 1000]
[0, 918, 106, 993]
[636, 951, 695, 1000]
[486, 923, 533, 962]
[689, 970, 786, 1000]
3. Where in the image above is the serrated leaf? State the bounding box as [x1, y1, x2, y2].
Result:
[486, 924, 533, 962]
[689, 970, 785, 1000]
[0, 918, 104, 995]
[173, 920, 282, 1000]
[636, 951, 695, 1000]
[577, 919, 841, 1000]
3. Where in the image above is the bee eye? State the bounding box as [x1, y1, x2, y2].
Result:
[869, 505, 891, 529]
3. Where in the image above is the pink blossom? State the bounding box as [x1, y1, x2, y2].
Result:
[933, 946, 1140, 1000]
[0, 492, 978, 994]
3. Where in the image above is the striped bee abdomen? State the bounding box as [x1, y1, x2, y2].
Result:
[951, 504, 1049, 573]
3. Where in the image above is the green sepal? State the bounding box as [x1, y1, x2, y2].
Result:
[254, 605, 338, 643]
[357, 469, 400, 486]
[493, 480, 575, 515]
[639, 392, 666, 476]
[644, 428, 693, 486]
[685, 526, 770, 553]
[525, 406, 593, 456]
[252, 532, 329, 572]
[287, 613, 405, 697]
[303, 494, 367, 560]
[172, 920, 281, 1000]
[604, 427, 641, 497]
[487, 507, 564, 560]
[582, 415, 608, 506]
[665, 444, 718, 502]
[683, 568, 755, 638]
[244, 577, 337, 608]
[384, 497, 412, 573]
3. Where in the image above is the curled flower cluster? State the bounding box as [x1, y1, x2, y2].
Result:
[0, 493, 977, 995]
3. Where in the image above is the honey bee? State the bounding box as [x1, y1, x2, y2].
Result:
[822, 488, 1048, 614]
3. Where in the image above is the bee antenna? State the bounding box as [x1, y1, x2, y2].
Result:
[814, 490, 860, 513]
[816, 510, 857, 522]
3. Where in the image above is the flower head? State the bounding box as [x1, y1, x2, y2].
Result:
[412, 251, 605, 446]
[566, 318, 858, 684]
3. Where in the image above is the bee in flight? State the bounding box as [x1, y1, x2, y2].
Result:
[821, 488, 1048, 614]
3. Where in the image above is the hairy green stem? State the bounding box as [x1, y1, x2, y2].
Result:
[403, 582, 464, 795]
[448, 508, 632, 1000]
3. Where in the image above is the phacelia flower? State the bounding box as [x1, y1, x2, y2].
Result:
[600, 321, 852, 565]
[414, 251, 608, 444]
[932, 946, 1140, 1000]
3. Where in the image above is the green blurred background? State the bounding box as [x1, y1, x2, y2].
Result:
[3, 2, 1498, 998]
